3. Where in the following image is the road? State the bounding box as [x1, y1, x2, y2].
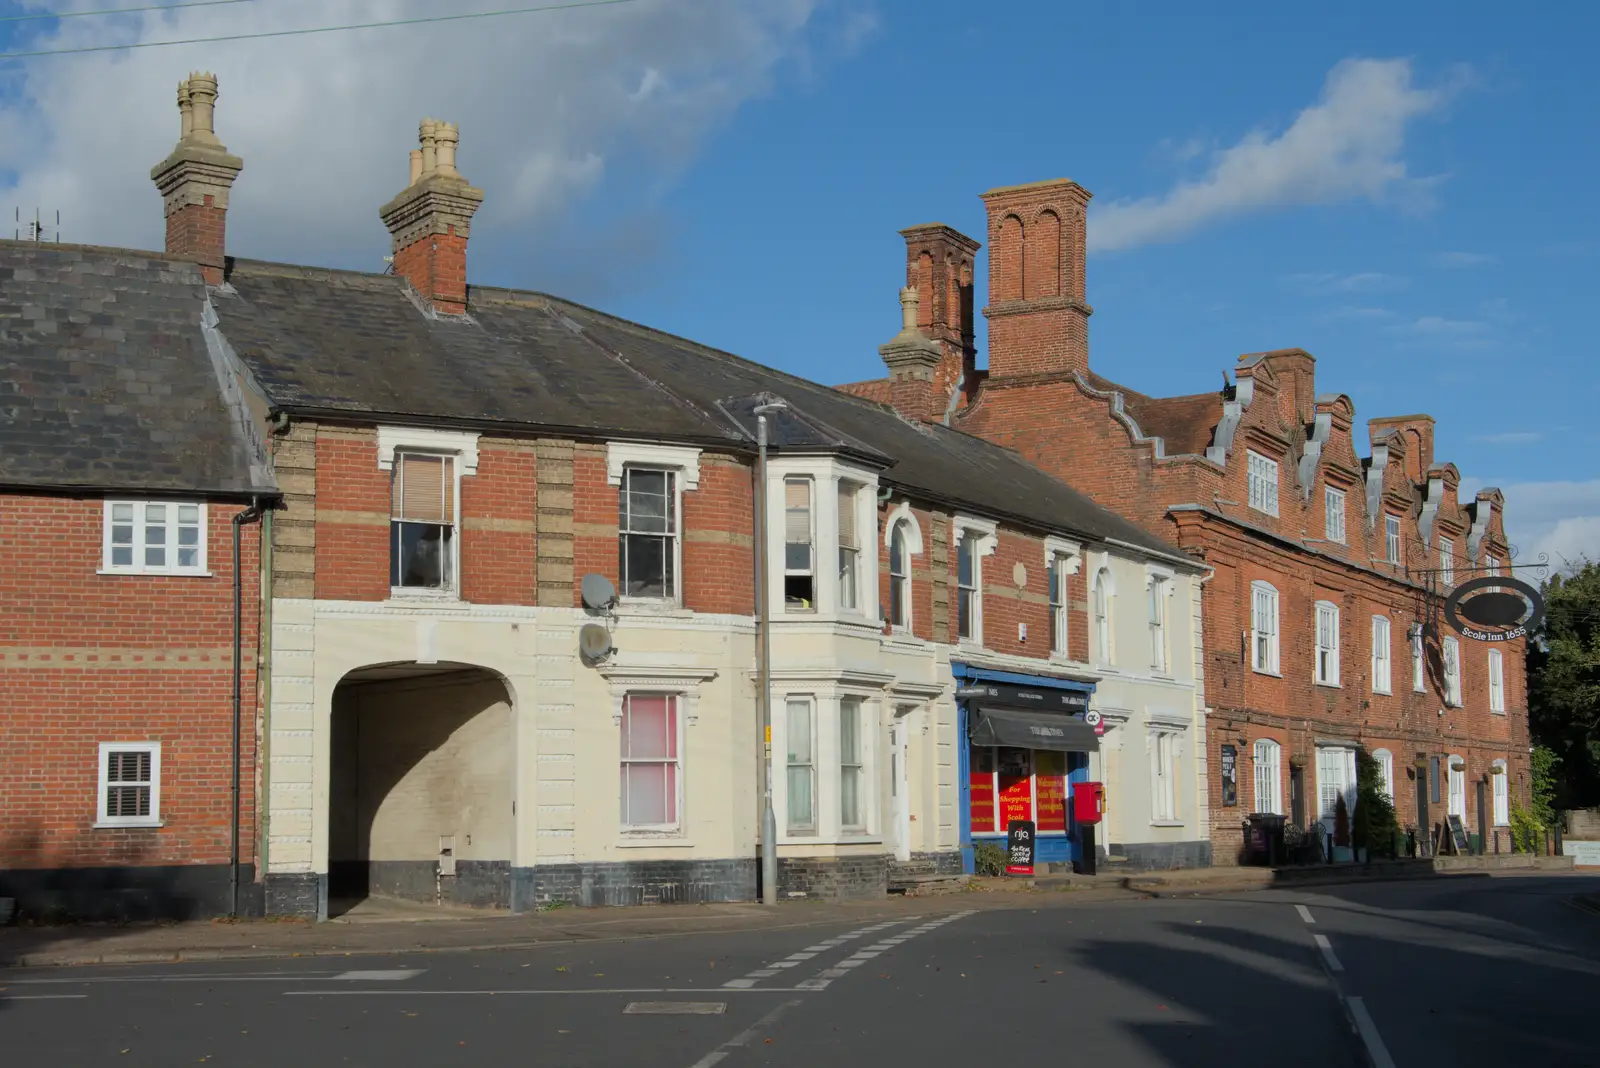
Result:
[2, 874, 1597, 1066]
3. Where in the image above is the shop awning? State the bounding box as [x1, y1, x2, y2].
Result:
[968, 707, 1099, 752]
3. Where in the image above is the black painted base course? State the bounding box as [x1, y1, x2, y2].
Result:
[1109, 839, 1214, 871]
[778, 854, 891, 900]
[512, 858, 756, 910]
[266, 872, 327, 920]
[0, 863, 263, 922]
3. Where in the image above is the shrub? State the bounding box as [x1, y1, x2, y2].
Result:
[1353, 750, 1399, 857]
[972, 841, 1007, 877]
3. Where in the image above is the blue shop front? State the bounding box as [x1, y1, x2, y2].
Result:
[954, 664, 1098, 874]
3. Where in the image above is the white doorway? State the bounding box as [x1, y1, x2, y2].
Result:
[890, 715, 911, 862]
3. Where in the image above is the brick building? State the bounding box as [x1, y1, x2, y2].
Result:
[845, 177, 1527, 863]
[0, 77, 1210, 920]
[0, 220, 277, 914]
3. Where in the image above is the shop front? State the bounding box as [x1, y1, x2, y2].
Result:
[954, 665, 1098, 873]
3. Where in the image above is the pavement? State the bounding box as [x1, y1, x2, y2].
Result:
[2, 871, 1598, 1066]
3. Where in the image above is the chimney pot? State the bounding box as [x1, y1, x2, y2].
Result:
[152, 70, 242, 285]
[419, 118, 438, 177]
[381, 116, 484, 316]
[409, 149, 423, 185]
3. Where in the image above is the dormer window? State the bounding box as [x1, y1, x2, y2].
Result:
[1324, 486, 1346, 544]
[1439, 537, 1455, 588]
[1385, 515, 1401, 564]
[784, 477, 815, 609]
[1247, 451, 1279, 516]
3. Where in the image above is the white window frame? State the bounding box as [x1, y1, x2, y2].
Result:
[1146, 568, 1174, 674]
[1385, 514, 1401, 565]
[1373, 748, 1395, 803]
[100, 500, 209, 576]
[1149, 729, 1179, 823]
[1492, 760, 1509, 826]
[782, 475, 816, 611]
[1439, 537, 1455, 588]
[389, 449, 464, 597]
[1324, 486, 1347, 544]
[1315, 600, 1341, 687]
[1371, 615, 1392, 695]
[1316, 745, 1357, 823]
[883, 502, 923, 635]
[1247, 450, 1280, 517]
[1443, 636, 1462, 706]
[618, 693, 684, 833]
[96, 741, 161, 828]
[607, 441, 700, 606]
[1447, 755, 1466, 818]
[952, 516, 998, 646]
[1042, 538, 1081, 661]
[1093, 567, 1114, 667]
[767, 457, 881, 622]
[1251, 580, 1280, 675]
[1412, 625, 1426, 692]
[836, 480, 864, 615]
[784, 695, 818, 835]
[838, 696, 869, 834]
[1488, 648, 1505, 713]
[1252, 739, 1282, 816]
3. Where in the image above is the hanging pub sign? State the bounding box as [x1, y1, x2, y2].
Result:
[1443, 575, 1545, 643]
[1005, 819, 1036, 876]
[1220, 744, 1238, 807]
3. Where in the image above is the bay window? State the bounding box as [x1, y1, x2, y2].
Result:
[839, 697, 865, 832]
[785, 696, 816, 834]
[783, 477, 815, 609]
[837, 481, 861, 612]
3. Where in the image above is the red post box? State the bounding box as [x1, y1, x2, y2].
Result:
[1073, 781, 1106, 825]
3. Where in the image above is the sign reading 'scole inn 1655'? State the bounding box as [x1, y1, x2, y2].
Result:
[1444, 576, 1545, 643]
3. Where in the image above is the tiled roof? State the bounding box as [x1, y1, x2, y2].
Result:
[835, 377, 892, 404]
[0, 242, 265, 494]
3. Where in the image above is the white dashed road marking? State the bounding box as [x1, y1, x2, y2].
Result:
[624, 1001, 726, 1015]
[330, 969, 424, 981]
[1295, 904, 1316, 924]
[1312, 933, 1344, 973]
[1346, 997, 1398, 1068]
[722, 918, 915, 989]
[684, 998, 803, 1068]
[796, 910, 977, 991]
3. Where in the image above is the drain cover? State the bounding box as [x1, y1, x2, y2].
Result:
[623, 1002, 727, 1015]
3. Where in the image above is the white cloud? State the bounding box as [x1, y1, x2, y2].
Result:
[1090, 57, 1460, 253]
[1387, 316, 1490, 337]
[1464, 477, 1600, 573]
[1317, 305, 1396, 323]
[1471, 431, 1543, 445]
[1288, 271, 1408, 295]
[0, 0, 825, 278]
[1432, 250, 1494, 268]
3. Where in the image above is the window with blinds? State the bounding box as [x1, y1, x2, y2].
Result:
[98, 743, 159, 826]
[619, 467, 677, 599]
[837, 482, 860, 612]
[390, 451, 456, 590]
[784, 477, 814, 609]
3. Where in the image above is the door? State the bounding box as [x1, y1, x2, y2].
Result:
[889, 717, 911, 863]
[1414, 755, 1431, 856]
[1289, 763, 1306, 828]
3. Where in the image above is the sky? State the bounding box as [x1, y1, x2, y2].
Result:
[0, 0, 1594, 569]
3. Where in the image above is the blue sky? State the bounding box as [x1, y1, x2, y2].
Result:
[0, 0, 1593, 563]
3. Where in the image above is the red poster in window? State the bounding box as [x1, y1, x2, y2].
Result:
[998, 746, 1033, 828]
[1035, 751, 1067, 832]
[969, 747, 996, 834]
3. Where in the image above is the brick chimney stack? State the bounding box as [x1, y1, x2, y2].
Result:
[878, 286, 946, 421]
[151, 72, 243, 285]
[980, 179, 1092, 381]
[899, 223, 980, 407]
[380, 118, 484, 316]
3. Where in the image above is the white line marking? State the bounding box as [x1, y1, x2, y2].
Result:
[722, 918, 919, 989]
[1312, 933, 1345, 973]
[720, 978, 757, 989]
[0, 993, 90, 1000]
[11, 971, 342, 985]
[331, 969, 423, 981]
[287, 987, 813, 997]
[1346, 997, 1397, 1068]
[685, 998, 803, 1068]
[1295, 904, 1316, 924]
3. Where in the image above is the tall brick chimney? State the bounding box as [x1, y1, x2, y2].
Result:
[151, 72, 243, 286]
[877, 286, 946, 421]
[380, 119, 484, 316]
[900, 224, 980, 405]
[980, 179, 1092, 381]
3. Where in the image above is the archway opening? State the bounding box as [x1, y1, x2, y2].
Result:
[328, 661, 513, 914]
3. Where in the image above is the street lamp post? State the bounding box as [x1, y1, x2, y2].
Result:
[754, 399, 787, 904]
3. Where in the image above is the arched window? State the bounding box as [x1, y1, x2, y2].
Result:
[1253, 739, 1282, 815]
[1372, 748, 1395, 802]
[1093, 568, 1113, 666]
[888, 520, 910, 631]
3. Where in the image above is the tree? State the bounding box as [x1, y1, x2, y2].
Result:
[1528, 561, 1600, 809]
[1353, 750, 1399, 858]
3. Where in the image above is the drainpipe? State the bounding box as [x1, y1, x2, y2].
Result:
[753, 399, 787, 904]
[231, 496, 266, 919]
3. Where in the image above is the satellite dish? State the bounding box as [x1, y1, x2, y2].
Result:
[581, 573, 618, 611]
[578, 623, 613, 661]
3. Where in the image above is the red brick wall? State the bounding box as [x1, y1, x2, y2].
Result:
[0, 493, 262, 872]
[164, 197, 226, 284]
[393, 227, 469, 315]
[681, 454, 755, 616]
[314, 430, 389, 602]
[460, 440, 538, 606]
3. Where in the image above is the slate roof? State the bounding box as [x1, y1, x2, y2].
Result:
[0, 242, 264, 495]
[215, 259, 1193, 562]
